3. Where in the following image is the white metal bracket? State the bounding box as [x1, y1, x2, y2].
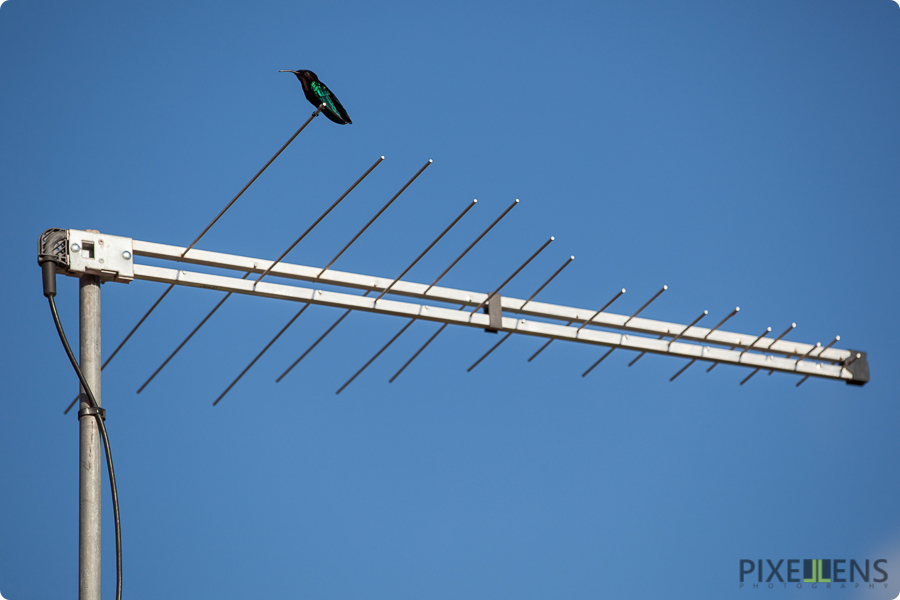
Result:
[64, 229, 134, 283]
[485, 294, 502, 333]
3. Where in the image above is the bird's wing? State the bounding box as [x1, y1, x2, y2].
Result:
[311, 81, 352, 124]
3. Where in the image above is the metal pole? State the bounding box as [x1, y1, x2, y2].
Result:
[79, 275, 102, 600]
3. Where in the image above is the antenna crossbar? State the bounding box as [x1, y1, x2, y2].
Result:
[60, 229, 869, 386]
[129, 238, 853, 364]
[129, 262, 861, 384]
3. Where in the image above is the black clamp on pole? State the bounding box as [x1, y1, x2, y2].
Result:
[78, 406, 107, 421]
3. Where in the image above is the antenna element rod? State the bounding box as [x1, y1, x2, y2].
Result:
[374, 199, 477, 302]
[318, 159, 432, 277]
[137, 273, 253, 394]
[344, 201, 517, 388]
[623, 285, 667, 326]
[213, 304, 311, 405]
[183, 107, 323, 257]
[468, 256, 574, 371]
[529, 287, 626, 363]
[424, 199, 519, 294]
[256, 156, 384, 284]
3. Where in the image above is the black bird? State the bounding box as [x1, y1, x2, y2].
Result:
[279, 69, 352, 125]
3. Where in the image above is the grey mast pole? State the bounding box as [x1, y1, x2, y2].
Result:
[79, 274, 102, 600]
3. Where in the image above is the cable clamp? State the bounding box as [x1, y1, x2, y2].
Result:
[78, 406, 106, 421]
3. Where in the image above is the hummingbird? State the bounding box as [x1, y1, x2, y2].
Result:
[279, 69, 352, 125]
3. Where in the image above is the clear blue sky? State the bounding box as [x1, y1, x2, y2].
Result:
[1, 1, 898, 598]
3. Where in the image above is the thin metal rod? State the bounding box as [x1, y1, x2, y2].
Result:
[374, 199, 477, 302]
[65, 283, 175, 414]
[270, 161, 434, 383]
[277, 309, 353, 382]
[424, 199, 519, 295]
[703, 327, 772, 373]
[378, 204, 519, 383]
[529, 287, 626, 363]
[577, 288, 633, 369]
[627, 335, 665, 367]
[139, 159, 383, 393]
[284, 199, 473, 389]
[468, 257, 574, 372]
[66, 114, 323, 412]
[389, 322, 448, 383]
[79, 275, 102, 600]
[389, 236, 554, 383]
[705, 308, 741, 372]
[103, 286, 173, 370]
[765, 324, 796, 373]
[676, 307, 740, 382]
[795, 375, 810, 387]
[843, 352, 862, 367]
[469, 236, 555, 316]
[705, 307, 740, 339]
[255, 156, 384, 284]
[820, 335, 841, 353]
[337, 316, 412, 388]
[519, 255, 574, 310]
[781, 336, 840, 376]
[623, 285, 667, 326]
[343, 205, 513, 388]
[214, 303, 311, 405]
[318, 159, 432, 277]
[796, 342, 822, 363]
[670, 359, 696, 382]
[841, 352, 862, 369]
[576, 289, 627, 333]
[276, 293, 372, 383]
[582, 347, 615, 377]
[740, 367, 761, 386]
[151, 159, 382, 397]
[740, 327, 772, 355]
[770, 322, 796, 347]
[528, 338, 556, 363]
[137, 273, 252, 394]
[335, 320, 416, 395]
[668, 310, 708, 346]
[467, 333, 512, 372]
[183, 107, 322, 257]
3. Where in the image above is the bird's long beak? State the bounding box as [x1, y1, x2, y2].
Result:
[279, 70, 298, 73]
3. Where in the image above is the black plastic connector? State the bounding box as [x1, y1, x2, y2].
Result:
[38, 228, 69, 298]
[844, 350, 870, 386]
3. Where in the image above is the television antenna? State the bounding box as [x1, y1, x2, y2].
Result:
[39, 110, 868, 600]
